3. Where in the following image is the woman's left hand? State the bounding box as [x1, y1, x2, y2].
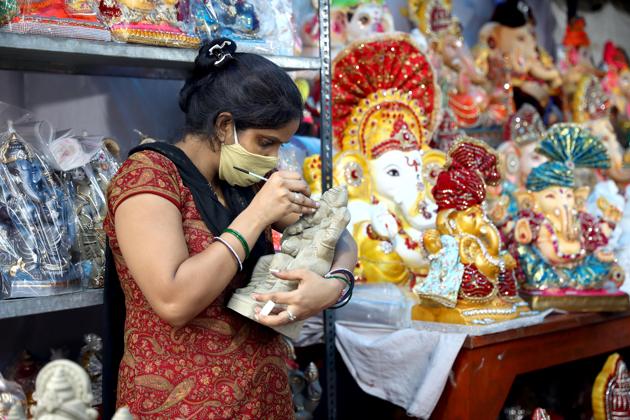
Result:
[252, 269, 344, 327]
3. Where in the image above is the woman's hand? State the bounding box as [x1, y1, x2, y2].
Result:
[251, 269, 344, 327]
[248, 171, 319, 227]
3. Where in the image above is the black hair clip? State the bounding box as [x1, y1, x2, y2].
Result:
[208, 40, 234, 67]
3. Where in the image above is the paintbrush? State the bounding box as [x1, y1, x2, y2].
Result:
[233, 166, 269, 182]
[233, 166, 319, 205]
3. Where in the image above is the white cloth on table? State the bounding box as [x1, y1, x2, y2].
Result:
[335, 321, 465, 419]
[295, 310, 553, 418]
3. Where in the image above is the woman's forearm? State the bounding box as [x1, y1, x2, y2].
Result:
[329, 229, 358, 273]
[167, 205, 268, 324]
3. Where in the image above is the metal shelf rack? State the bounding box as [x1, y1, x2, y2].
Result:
[0, 32, 322, 78]
[0, 289, 104, 319]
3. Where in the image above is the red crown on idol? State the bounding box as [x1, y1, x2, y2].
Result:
[432, 139, 501, 211]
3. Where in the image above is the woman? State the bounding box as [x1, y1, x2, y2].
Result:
[104, 38, 357, 418]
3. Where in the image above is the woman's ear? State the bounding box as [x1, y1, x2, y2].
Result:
[215, 112, 234, 144]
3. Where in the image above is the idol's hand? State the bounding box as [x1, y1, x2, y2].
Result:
[251, 269, 344, 327]
[249, 171, 319, 226]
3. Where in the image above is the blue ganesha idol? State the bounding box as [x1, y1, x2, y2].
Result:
[0, 131, 81, 298]
[512, 123, 629, 311]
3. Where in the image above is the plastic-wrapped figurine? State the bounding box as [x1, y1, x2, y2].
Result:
[0, 130, 80, 298]
[475, 0, 561, 119]
[0, 0, 18, 25]
[0, 373, 27, 419]
[512, 124, 628, 311]
[304, 34, 445, 286]
[192, 0, 296, 55]
[324, 0, 394, 57]
[99, 0, 199, 47]
[1, 0, 110, 41]
[412, 139, 530, 325]
[70, 144, 119, 289]
[592, 353, 630, 420]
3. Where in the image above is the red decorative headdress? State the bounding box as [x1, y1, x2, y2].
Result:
[332, 34, 440, 155]
[562, 17, 590, 48]
[432, 139, 501, 211]
[603, 41, 629, 72]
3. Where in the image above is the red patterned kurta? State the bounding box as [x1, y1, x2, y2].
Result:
[104, 151, 293, 419]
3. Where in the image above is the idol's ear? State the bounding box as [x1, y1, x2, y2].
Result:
[333, 151, 371, 201]
[515, 190, 536, 211]
[422, 149, 446, 199]
[575, 186, 591, 211]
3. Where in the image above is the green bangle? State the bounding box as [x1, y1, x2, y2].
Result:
[224, 228, 250, 259]
[326, 275, 350, 288]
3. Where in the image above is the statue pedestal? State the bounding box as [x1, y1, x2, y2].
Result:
[411, 297, 532, 325]
[520, 289, 630, 312]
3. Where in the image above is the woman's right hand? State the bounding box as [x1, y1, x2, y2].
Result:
[249, 171, 319, 226]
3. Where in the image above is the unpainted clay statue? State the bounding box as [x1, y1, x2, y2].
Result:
[228, 186, 350, 339]
[30, 359, 98, 420]
[7, 359, 132, 420]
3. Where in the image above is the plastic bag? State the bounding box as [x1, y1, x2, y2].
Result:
[98, 0, 199, 48]
[0, 127, 82, 298]
[0, 372, 27, 418]
[0, 0, 110, 41]
[336, 283, 414, 329]
[192, 0, 295, 55]
[65, 138, 120, 289]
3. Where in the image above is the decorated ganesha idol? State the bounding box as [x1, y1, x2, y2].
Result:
[558, 17, 601, 99]
[99, 0, 199, 47]
[308, 34, 445, 286]
[412, 139, 530, 324]
[475, 0, 561, 118]
[408, 0, 509, 127]
[491, 104, 547, 221]
[301, 0, 395, 58]
[602, 41, 630, 120]
[572, 75, 630, 186]
[513, 124, 629, 311]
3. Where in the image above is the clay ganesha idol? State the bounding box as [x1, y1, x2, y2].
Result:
[412, 139, 531, 325]
[513, 124, 629, 311]
[228, 186, 350, 340]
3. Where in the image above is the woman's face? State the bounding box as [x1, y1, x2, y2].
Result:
[230, 119, 299, 157]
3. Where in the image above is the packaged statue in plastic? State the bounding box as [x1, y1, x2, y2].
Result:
[99, 0, 200, 47]
[60, 134, 119, 289]
[191, 0, 295, 55]
[0, 372, 27, 419]
[0, 0, 111, 41]
[0, 127, 82, 298]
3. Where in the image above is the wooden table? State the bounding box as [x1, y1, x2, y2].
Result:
[431, 311, 630, 420]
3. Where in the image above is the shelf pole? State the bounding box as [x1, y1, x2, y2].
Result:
[318, 0, 336, 418]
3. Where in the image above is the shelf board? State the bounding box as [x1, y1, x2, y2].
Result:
[0, 289, 103, 319]
[0, 32, 321, 78]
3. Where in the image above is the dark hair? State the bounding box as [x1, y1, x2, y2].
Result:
[179, 38, 303, 146]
